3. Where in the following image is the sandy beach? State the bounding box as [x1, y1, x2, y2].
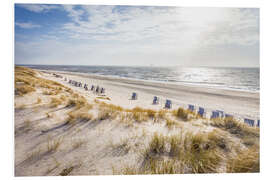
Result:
[14, 67, 260, 176]
[40, 69, 260, 121]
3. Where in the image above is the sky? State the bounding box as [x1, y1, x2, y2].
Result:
[15, 4, 260, 67]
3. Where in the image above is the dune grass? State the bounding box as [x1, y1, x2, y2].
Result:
[47, 137, 63, 153]
[67, 107, 94, 125]
[59, 166, 74, 176]
[210, 117, 259, 139]
[15, 84, 36, 96]
[15, 66, 67, 97]
[227, 145, 259, 173]
[50, 97, 63, 108]
[172, 107, 192, 121]
[130, 130, 229, 174]
[166, 118, 180, 129]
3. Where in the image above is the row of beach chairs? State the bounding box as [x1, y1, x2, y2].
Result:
[67, 79, 105, 94]
[131, 92, 260, 128]
[52, 73, 260, 128]
[53, 73, 63, 78]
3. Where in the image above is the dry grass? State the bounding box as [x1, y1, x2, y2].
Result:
[96, 96, 111, 100]
[59, 95, 66, 101]
[43, 90, 56, 95]
[50, 97, 63, 108]
[136, 130, 229, 174]
[210, 117, 259, 139]
[67, 108, 93, 124]
[97, 110, 111, 120]
[66, 95, 88, 109]
[157, 109, 168, 119]
[169, 134, 183, 157]
[47, 137, 62, 153]
[119, 112, 134, 126]
[15, 66, 67, 98]
[227, 146, 259, 173]
[97, 103, 124, 120]
[22, 119, 32, 132]
[15, 84, 36, 96]
[182, 133, 222, 173]
[172, 107, 190, 121]
[166, 118, 180, 129]
[146, 133, 166, 155]
[26, 147, 42, 162]
[36, 98, 42, 104]
[59, 166, 74, 176]
[144, 158, 184, 174]
[129, 107, 150, 122]
[46, 157, 61, 174]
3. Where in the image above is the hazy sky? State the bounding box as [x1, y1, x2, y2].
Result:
[15, 4, 259, 67]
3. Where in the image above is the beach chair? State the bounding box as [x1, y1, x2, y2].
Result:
[84, 84, 87, 89]
[84, 85, 88, 91]
[153, 96, 159, 104]
[131, 92, 137, 100]
[211, 111, 219, 119]
[96, 86, 100, 94]
[188, 104, 195, 112]
[198, 107, 205, 117]
[225, 114, 233, 118]
[101, 88, 105, 94]
[257, 120, 260, 127]
[216, 110, 224, 118]
[164, 100, 172, 109]
[244, 118, 255, 127]
[64, 78, 67, 81]
[91, 85, 95, 91]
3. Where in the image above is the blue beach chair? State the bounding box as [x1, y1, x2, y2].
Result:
[101, 88, 105, 94]
[131, 92, 137, 100]
[216, 110, 224, 118]
[91, 85, 95, 91]
[188, 104, 195, 112]
[244, 118, 255, 127]
[211, 111, 219, 119]
[225, 114, 233, 118]
[153, 96, 159, 104]
[257, 120, 260, 127]
[198, 107, 205, 117]
[164, 100, 172, 109]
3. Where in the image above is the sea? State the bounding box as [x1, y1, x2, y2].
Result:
[22, 65, 260, 92]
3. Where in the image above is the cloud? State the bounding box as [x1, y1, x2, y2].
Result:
[59, 6, 259, 47]
[15, 5, 259, 66]
[18, 4, 59, 13]
[15, 22, 41, 29]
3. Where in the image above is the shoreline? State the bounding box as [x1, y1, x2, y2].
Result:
[35, 68, 259, 94]
[38, 69, 260, 120]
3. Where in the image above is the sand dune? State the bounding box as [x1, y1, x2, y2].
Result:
[14, 67, 260, 176]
